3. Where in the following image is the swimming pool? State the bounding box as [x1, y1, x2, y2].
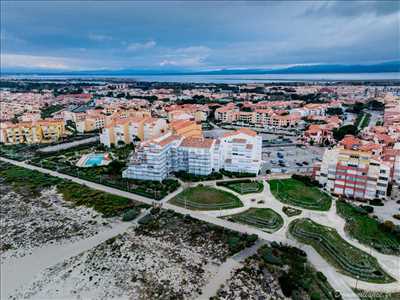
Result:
[76, 153, 111, 168]
[84, 154, 105, 167]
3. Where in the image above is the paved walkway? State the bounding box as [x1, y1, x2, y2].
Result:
[2, 157, 399, 299]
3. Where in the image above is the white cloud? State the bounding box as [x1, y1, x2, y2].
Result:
[1, 53, 83, 70]
[88, 33, 113, 42]
[159, 45, 211, 67]
[126, 40, 156, 51]
[160, 57, 204, 67]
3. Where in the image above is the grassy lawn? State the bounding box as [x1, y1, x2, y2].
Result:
[170, 185, 243, 210]
[337, 201, 400, 256]
[217, 180, 264, 194]
[224, 208, 283, 233]
[355, 112, 371, 131]
[289, 218, 394, 283]
[269, 178, 332, 211]
[0, 162, 149, 217]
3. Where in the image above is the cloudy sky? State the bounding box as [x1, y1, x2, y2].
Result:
[1, 0, 399, 71]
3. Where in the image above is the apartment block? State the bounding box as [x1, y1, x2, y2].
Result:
[315, 147, 391, 200]
[123, 128, 262, 181]
[170, 120, 202, 138]
[219, 128, 262, 174]
[100, 117, 168, 147]
[0, 119, 65, 145]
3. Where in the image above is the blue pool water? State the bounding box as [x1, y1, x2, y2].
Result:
[84, 154, 105, 167]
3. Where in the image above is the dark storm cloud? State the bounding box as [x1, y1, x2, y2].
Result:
[1, 1, 399, 70]
[304, 0, 400, 17]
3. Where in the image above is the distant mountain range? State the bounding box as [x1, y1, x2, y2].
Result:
[3, 61, 399, 76]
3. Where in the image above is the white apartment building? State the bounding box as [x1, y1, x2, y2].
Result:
[394, 155, 400, 185]
[219, 128, 262, 174]
[122, 134, 182, 181]
[315, 147, 391, 200]
[123, 128, 262, 181]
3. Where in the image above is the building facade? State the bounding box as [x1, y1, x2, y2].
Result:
[122, 128, 262, 181]
[315, 147, 391, 200]
[0, 119, 65, 145]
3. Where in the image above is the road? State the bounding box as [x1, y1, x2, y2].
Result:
[2, 157, 399, 299]
[38, 136, 99, 153]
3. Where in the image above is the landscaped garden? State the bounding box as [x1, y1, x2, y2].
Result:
[217, 179, 264, 194]
[257, 243, 340, 300]
[353, 289, 400, 300]
[224, 208, 283, 233]
[282, 206, 302, 217]
[336, 200, 400, 256]
[220, 169, 257, 178]
[289, 218, 394, 283]
[0, 162, 149, 217]
[29, 143, 180, 200]
[173, 170, 223, 182]
[169, 185, 243, 210]
[269, 178, 332, 211]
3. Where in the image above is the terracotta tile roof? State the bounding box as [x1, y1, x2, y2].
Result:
[170, 120, 195, 130]
[232, 138, 246, 143]
[157, 134, 181, 147]
[237, 127, 257, 136]
[180, 137, 214, 149]
[340, 135, 361, 149]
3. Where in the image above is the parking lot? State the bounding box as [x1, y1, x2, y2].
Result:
[261, 145, 325, 175]
[203, 128, 325, 175]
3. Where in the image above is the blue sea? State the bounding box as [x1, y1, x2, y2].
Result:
[2, 72, 400, 83]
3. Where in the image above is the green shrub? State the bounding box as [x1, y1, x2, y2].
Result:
[369, 199, 384, 206]
[122, 208, 140, 221]
[317, 271, 327, 282]
[138, 214, 154, 225]
[311, 292, 321, 300]
[359, 205, 374, 213]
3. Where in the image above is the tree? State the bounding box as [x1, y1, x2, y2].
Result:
[106, 160, 125, 175]
[367, 100, 384, 111]
[380, 220, 395, 233]
[326, 107, 343, 116]
[333, 125, 357, 141]
[350, 102, 365, 114]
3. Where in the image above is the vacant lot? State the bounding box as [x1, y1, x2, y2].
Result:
[269, 178, 331, 211]
[289, 218, 394, 283]
[225, 208, 283, 233]
[337, 201, 400, 256]
[12, 210, 257, 299]
[0, 185, 108, 258]
[170, 185, 243, 210]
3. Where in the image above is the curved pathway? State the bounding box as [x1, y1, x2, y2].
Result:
[199, 180, 400, 294]
[2, 157, 399, 299]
